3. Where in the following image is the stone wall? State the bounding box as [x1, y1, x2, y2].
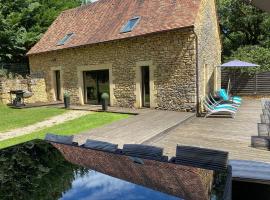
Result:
[0, 77, 48, 104]
[195, 0, 222, 111]
[29, 28, 197, 111]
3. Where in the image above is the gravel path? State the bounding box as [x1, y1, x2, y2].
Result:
[0, 110, 90, 141]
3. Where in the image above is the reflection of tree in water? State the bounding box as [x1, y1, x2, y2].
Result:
[0, 140, 87, 200]
[211, 171, 228, 200]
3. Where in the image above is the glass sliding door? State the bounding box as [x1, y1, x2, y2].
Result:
[84, 70, 110, 105]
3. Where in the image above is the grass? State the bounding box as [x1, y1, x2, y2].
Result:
[0, 104, 66, 132]
[0, 112, 129, 149]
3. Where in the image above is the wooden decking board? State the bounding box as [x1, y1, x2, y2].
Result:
[74, 110, 194, 147]
[146, 98, 270, 163]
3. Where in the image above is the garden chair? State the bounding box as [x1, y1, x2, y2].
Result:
[218, 89, 242, 105]
[45, 133, 74, 145]
[207, 95, 239, 109]
[122, 144, 168, 161]
[258, 123, 269, 137]
[83, 139, 118, 153]
[209, 93, 240, 107]
[175, 145, 229, 171]
[203, 99, 237, 118]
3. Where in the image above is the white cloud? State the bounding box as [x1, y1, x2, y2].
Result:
[60, 171, 136, 200]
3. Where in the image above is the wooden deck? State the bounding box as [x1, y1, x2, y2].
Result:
[74, 110, 195, 147]
[145, 98, 270, 164]
[66, 104, 148, 115]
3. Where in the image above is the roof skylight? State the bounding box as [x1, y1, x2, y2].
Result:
[57, 33, 74, 46]
[121, 17, 141, 33]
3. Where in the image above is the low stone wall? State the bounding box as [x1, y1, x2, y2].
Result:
[0, 77, 48, 104]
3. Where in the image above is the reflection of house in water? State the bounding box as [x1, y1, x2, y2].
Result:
[52, 142, 220, 200]
[0, 139, 231, 199]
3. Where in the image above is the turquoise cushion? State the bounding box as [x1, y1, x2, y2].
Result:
[216, 104, 238, 111]
[219, 89, 242, 102]
[219, 89, 229, 101]
[233, 97, 242, 101]
[232, 99, 241, 104]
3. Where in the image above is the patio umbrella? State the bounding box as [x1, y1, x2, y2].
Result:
[220, 60, 260, 95]
[220, 60, 260, 68]
[244, 0, 270, 12]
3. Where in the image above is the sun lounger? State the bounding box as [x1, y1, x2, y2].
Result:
[209, 93, 240, 107]
[207, 95, 239, 109]
[203, 99, 237, 118]
[218, 89, 242, 104]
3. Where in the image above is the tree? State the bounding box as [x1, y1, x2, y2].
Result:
[218, 0, 270, 73]
[0, 0, 81, 64]
[225, 46, 270, 73]
[218, 0, 270, 58]
[0, 140, 85, 199]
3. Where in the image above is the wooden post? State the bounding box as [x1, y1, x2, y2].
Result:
[255, 72, 257, 95]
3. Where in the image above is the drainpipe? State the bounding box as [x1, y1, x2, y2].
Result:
[192, 29, 200, 117]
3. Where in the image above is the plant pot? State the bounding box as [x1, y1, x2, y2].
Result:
[64, 96, 70, 109]
[101, 93, 109, 111]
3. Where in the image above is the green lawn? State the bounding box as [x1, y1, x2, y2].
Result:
[0, 112, 129, 149]
[0, 104, 66, 132]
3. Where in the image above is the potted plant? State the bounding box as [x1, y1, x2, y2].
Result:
[63, 91, 70, 109]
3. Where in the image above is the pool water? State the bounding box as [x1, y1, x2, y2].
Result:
[60, 170, 180, 200]
[0, 140, 180, 200]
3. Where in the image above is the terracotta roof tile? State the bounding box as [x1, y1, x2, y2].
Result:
[27, 0, 201, 55]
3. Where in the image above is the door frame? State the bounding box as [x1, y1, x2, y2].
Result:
[51, 66, 63, 101]
[135, 61, 157, 108]
[83, 69, 110, 105]
[77, 64, 114, 106]
[141, 66, 150, 108]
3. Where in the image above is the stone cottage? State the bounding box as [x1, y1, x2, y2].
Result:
[27, 0, 221, 112]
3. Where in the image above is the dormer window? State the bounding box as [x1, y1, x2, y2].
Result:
[57, 33, 74, 46]
[121, 17, 141, 33]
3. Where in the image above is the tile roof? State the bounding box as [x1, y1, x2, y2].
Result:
[27, 0, 201, 55]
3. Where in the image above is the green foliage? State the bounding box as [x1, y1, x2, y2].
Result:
[218, 0, 270, 72]
[63, 91, 70, 98]
[0, 0, 81, 64]
[0, 140, 83, 199]
[225, 46, 270, 73]
[218, 0, 270, 56]
[0, 69, 8, 78]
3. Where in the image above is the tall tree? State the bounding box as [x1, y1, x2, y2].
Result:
[0, 0, 81, 64]
[218, 0, 270, 58]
